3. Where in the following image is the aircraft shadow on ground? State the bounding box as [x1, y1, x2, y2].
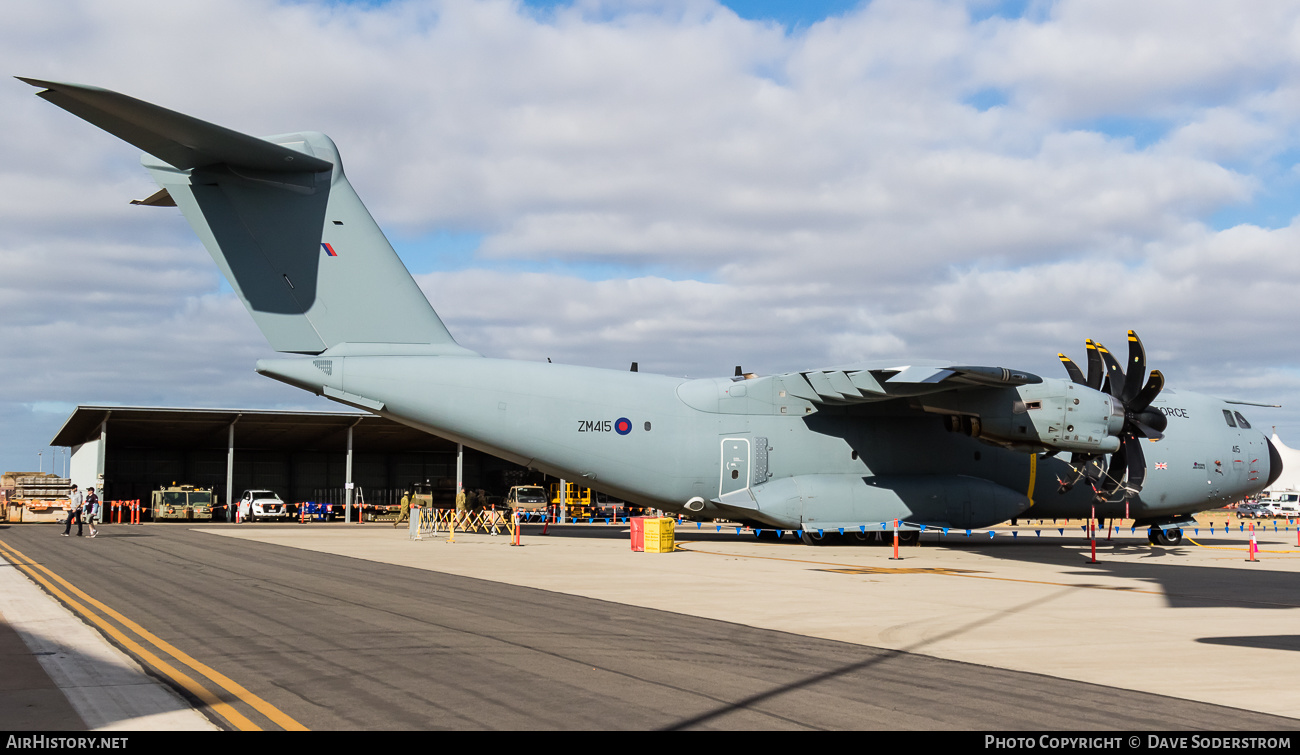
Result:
[1197, 635, 1300, 652]
[924, 533, 1300, 611]
[623, 522, 1300, 611]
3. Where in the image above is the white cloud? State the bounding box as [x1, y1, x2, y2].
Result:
[3, 0, 1300, 471]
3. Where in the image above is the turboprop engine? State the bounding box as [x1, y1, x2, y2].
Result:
[921, 378, 1125, 455]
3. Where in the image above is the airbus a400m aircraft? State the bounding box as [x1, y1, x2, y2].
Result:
[25, 78, 1282, 546]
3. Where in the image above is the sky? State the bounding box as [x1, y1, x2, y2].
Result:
[3, 0, 1300, 475]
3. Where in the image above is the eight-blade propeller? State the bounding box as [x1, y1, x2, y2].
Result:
[1056, 331, 1168, 501]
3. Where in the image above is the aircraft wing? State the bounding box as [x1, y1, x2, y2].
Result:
[773, 363, 1041, 406]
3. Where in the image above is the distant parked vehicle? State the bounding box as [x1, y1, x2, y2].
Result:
[1235, 502, 1269, 518]
[239, 490, 288, 522]
[151, 485, 215, 521]
[505, 485, 548, 511]
[1258, 492, 1300, 518]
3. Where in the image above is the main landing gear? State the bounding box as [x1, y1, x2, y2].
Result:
[1148, 526, 1183, 546]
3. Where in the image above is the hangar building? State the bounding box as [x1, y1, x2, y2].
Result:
[51, 406, 537, 515]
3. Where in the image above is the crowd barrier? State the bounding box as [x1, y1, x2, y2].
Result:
[416, 508, 515, 537]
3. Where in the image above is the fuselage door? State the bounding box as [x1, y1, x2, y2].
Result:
[720, 438, 751, 497]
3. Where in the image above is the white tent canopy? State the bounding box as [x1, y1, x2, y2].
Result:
[1267, 433, 1300, 493]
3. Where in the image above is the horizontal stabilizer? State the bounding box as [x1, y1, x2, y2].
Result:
[18, 77, 333, 173]
[130, 188, 175, 207]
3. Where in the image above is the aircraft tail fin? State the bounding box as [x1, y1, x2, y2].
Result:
[22, 77, 474, 357]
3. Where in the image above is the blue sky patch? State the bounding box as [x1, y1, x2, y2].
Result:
[1073, 115, 1172, 151]
[964, 87, 1008, 112]
[967, 0, 1038, 23]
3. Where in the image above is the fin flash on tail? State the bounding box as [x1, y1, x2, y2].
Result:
[21, 77, 475, 358]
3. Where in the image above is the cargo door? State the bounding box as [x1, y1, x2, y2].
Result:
[719, 437, 751, 497]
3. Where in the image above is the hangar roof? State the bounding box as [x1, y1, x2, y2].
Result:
[51, 406, 457, 454]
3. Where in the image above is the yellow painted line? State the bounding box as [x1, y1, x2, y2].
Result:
[1186, 537, 1299, 555]
[0, 542, 261, 731]
[0, 541, 306, 731]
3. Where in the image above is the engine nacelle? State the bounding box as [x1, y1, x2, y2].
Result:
[921, 378, 1124, 454]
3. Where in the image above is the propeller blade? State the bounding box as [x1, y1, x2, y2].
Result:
[1132, 423, 1163, 441]
[1085, 340, 1103, 390]
[1122, 331, 1146, 404]
[1130, 369, 1164, 412]
[1059, 353, 1086, 385]
[1095, 342, 1126, 400]
[1125, 434, 1147, 492]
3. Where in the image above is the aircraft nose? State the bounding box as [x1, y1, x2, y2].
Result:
[1265, 435, 1284, 489]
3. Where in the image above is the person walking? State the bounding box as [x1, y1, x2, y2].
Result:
[62, 484, 84, 537]
[85, 486, 99, 538]
[455, 486, 469, 529]
[396, 488, 411, 528]
[408, 489, 423, 541]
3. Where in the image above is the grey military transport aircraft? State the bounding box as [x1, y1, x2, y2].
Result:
[23, 78, 1283, 547]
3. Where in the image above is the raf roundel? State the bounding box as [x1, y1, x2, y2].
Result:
[615, 417, 632, 435]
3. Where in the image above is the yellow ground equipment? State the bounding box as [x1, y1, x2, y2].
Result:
[550, 481, 597, 519]
[643, 517, 676, 553]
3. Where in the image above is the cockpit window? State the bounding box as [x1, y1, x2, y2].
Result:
[1233, 411, 1251, 429]
[1222, 409, 1236, 427]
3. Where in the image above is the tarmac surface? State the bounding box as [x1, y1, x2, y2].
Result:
[1, 517, 1298, 730]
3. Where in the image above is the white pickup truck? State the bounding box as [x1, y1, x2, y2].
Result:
[238, 489, 289, 522]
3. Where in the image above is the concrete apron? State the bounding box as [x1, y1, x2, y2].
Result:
[197, 524, 1300, 721]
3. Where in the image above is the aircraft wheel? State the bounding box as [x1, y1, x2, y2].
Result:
[1147, 526, 1161, 545]
[753, 528, 779, 541]
[850, 530, 875, 545]
[1157, 528, 1183, 546]
[897, 530, 920, 546]
[800, 529, 829, 546]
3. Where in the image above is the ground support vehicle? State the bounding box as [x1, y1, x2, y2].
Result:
[151, 485, 215, 521]
[551, 481, 600, 520]
[359, 490, 401, 522]
[505, 485, 548, 510]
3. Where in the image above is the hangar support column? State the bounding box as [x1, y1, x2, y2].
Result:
[345, 418, 361, 523]
[226, 415, 239, 522]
